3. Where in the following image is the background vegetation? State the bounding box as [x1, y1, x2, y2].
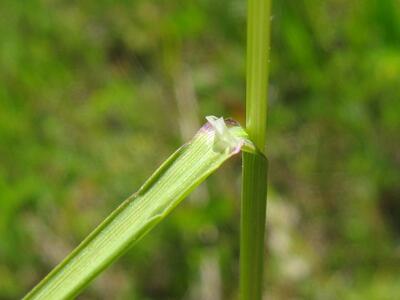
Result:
[0, 0, 399, 299]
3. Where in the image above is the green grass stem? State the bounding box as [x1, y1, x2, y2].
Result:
[240, 0, 271, 299]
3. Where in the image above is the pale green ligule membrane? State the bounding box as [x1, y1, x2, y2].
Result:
[206, 116, 242, 153]
[24, 117, 256, 300]
[205, 115, 257, 155]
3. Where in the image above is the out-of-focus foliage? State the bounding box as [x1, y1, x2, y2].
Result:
[0, 0, 399, 299]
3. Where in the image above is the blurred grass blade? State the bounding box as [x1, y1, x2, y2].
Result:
[24, 117, 255, 300]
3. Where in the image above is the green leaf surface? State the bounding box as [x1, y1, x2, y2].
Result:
[24, 117, 254, 300]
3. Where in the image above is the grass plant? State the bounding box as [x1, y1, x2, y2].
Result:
[24, 0, 272, 298]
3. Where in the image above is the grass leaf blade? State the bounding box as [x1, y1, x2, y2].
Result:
[24, 117, 252, 300]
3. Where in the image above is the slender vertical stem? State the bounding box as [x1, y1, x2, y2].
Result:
[245, 0, 271, 150]
[240, 0, 271, 299]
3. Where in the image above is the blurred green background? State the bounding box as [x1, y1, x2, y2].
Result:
[1, 0, 399, 299]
